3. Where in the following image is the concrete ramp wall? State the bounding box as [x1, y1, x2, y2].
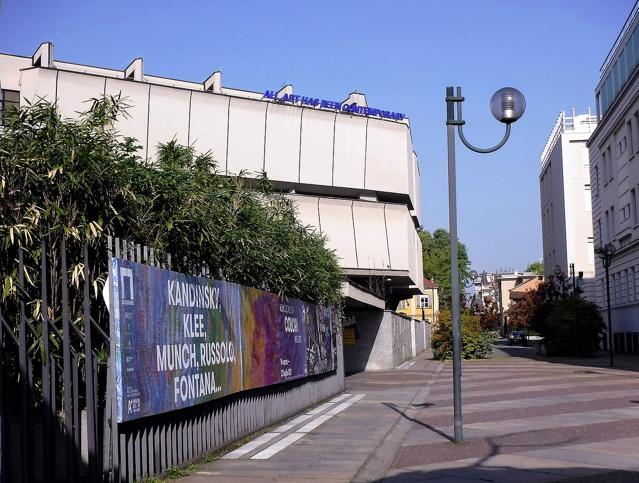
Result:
[343, 310, 429, 373]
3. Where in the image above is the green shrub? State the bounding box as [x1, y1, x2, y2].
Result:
[432, 309, 496, 360]
[543, 298, 604, 356]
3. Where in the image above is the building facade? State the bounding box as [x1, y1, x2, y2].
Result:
[0, 42, 424, 369]
[472, 271, 536, 331]
[590, 2, 639, 353]
[540, 110, 597, 301]
[396, 278, 440, 325]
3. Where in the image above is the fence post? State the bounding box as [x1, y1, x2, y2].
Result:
[18, 249, 32, 483]
[106, 236, 121, 482]
[40, 240, 53, 483]
[0, 261, 4, 483]
[60, 237, 76, 482]
[83, 243, 97, 480]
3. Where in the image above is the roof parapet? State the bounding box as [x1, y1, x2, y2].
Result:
[343, 91, 367, 108]
[32, 42, 53, 68]
[203, 71, 222, 93]
[277, 84, 293, 97]
[540, 108, 597, 169]
[125, 58, 143, 81]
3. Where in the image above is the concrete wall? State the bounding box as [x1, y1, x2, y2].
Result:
[540, 133, 568, 273]
[8, 59, 420, 220]
[392, 314, 413, 368]
[343, 310, 427, 373]
[413, 319, 427, 355]
[288, 194, 423, 287]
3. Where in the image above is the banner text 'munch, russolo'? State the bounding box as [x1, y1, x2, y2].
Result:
[167, 280, 220, 310]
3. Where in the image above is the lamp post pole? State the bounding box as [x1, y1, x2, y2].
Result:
[569, 263, 578, 357]
[445, 86, 525, 443]
[445, 88, 464, 442]
[596, 243, 616, 367]
[605, 262, 613, 367]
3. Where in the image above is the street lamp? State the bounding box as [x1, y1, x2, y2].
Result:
[464, 270, 481, 311]
[446, 86, 525, 443]
[595, 243, 616, 366]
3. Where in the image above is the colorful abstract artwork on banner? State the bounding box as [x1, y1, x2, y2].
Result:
[110, 258, 336, 422]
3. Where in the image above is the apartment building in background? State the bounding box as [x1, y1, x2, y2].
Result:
[590, 1, 639, 354]
[396, 278, 440, 324]
[0, 42, 425, 370]
[539, 109, 597, 302]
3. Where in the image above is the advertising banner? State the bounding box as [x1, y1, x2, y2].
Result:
[110, 258, 335, 422]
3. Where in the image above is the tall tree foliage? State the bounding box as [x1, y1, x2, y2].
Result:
[419, 228, 470, 307]
[506, 279, 604, 356]
[525, 260, 544, 276]
[125, 141, 343, 303]
[0, 97, 343, 309]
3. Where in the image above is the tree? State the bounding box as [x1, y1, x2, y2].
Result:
[505, 278, 604, 356]
[544, 298, 604, 356]
[420, 228, 470, 307]
[525, 260, 544, 276]
[506, 279, 558, 332]
[122, 140, 343, 304]
[478, 296, 500, 330]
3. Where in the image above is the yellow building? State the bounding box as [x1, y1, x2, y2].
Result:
[396, 279, 439, 325]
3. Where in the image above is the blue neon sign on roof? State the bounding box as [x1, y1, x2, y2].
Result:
[263, 90, 405, 121]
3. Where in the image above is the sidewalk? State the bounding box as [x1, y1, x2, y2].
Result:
[179, 351, 639, 482]
[179, 350, 441, 482]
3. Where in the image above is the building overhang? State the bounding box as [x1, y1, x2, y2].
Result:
[341, 282, 385, 310]
[342, 268, 423, 305]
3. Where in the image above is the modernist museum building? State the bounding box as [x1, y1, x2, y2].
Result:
[0, 43, 425, 371]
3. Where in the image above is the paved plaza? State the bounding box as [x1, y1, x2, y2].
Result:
[180, 348, 639, 482]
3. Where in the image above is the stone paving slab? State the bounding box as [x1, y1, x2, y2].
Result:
[520, 436, 639, 470]
[178, 352, 639, 482]
[384, 454, 618, 482]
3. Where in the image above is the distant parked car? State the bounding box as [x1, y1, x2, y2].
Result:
[508, 330, 527, 346]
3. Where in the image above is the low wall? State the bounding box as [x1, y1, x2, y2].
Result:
[413, 319, 427, 355]
[113, 334, 345, 482]
[344, 310, 428, 372]
[392, 313, 412, 368]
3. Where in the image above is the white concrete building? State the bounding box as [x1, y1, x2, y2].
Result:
[0, 42, 425, 369]
[539, 110, 597, 301]
[590, 1, 639, 354]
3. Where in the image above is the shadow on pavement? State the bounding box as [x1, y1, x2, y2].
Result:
[382, 430, 639, 482]
[410, 402, 435, 409]
[382, 467, 639, 482]
[382, 402, 455, 443]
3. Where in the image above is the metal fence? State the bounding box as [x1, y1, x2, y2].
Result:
[0, 237, 344, 482]
[0, 238, 110, 482]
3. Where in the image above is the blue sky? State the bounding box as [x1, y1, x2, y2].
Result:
[0, 0, 634, 273]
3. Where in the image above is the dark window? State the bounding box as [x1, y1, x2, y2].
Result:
[1, 89, 20, 126]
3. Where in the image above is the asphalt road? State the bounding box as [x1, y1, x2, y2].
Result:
[491, 338, 542, 358]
